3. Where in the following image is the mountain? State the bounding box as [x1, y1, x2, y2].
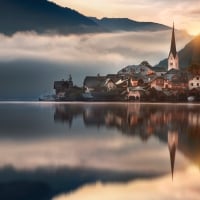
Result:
[0, 0, 171, 35]
[155, 35, 200, 69]
[0, 0, 98, 35]
[89, 17, 170, 32]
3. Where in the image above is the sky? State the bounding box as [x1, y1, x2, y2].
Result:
[51, 0, 200, 35]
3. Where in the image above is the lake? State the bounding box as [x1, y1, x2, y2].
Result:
[0, 102, 200, 200]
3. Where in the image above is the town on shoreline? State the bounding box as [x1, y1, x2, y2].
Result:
[40, 24, 200, 102]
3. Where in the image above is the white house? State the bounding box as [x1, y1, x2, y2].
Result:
[188, 75, 200, 90]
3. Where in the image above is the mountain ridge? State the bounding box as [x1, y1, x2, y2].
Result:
[0, 0, 98, 35]
[0, 0, 171, 35]
[89, 17, 170, 32]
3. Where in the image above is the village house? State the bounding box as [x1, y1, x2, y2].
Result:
[83, 74, 127, 100]
[83, 75, 117, 92]
[188, 75, 200, 90]
[150, 76, 171, 91]
[153, 67, 167, 77]
[129, 76, 139, 87]
[118, 61, 155, 77]
[126, 86, 145, 101]
[54, 75, 73, 98]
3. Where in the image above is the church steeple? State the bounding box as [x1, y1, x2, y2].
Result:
[170, 23, 177, 58]
[168, 23, 179, 71]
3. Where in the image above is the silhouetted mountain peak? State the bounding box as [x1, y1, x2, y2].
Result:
[0, 0, 173, 35]
[0, 0, 97, 35]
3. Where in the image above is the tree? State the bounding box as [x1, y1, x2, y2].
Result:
[187, 63, 200, 75]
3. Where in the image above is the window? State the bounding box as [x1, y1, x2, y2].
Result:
[197, 83, 199, 87]
[197, 77, 199, 80]
[191, 83, 193, 86]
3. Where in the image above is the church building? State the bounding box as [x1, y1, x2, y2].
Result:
[168, 23, 179, 71]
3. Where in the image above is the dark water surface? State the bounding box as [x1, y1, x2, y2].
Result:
[0, 102, 200, 200]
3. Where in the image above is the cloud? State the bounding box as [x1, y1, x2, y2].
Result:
[0, 31, 191, 64]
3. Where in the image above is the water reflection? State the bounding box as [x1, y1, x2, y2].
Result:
[52, 103, 200, 200]
[54, 103, 200, 175]
[54, 103, 191, 138]
[0, 103, 200, 200]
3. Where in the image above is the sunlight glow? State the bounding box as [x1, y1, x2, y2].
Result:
[53, 166, 200, 200]
[51, 0, 200, 36]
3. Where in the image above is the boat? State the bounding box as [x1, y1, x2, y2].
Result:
[82, 92, 94, 100]
[39, 94, 56, 101]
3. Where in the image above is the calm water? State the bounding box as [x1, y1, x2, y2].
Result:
[0, 102, 200, 200]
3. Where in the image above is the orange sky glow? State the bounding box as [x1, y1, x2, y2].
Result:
[51, 0, 200, 36]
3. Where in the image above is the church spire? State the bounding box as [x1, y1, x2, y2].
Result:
[169, 22, 177, 58]
[168, 22, 179, 71]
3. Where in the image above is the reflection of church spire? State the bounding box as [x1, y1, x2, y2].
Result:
[168, 131, 178, 180]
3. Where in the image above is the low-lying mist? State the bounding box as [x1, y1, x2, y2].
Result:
[0, 30, 192, 99]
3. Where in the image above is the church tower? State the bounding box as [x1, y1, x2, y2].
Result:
[168, 23, 179, 71]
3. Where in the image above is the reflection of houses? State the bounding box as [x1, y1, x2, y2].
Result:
[54, 104, 190, 141]
[188, 111, 200, 127]
[54, 103, 200, 178]
[54, 104, 73, 126]
[54, 104, 83, 127]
